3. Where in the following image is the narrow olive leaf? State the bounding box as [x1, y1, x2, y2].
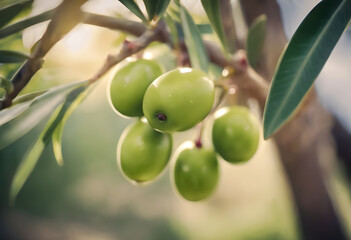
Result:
[246, 14, 266, 68]
[52, 84, 90, 166]
[0, 75, 13, 92]
[0, 101, 31, 126]
[0, 50, 28, 63]
[180, 6, 209, 72]
[118, 0, 147, 22]
[52, 120, 64, 166]
[0, 80, 87, 150]
[9, 85, 85, 203]
[12, 90, 48, 105]
[263, 0, 351, 139]
[166, 0, 181, 23]
[143, 0, 170, 21]
[143, 0, 154, 20]
[0, 0, 33, 29]
[9, 129, 46, 204]
[201, 0, 228, 52]
[197, 24, 213, 34]
[30, 39, 40, 54]
[164, 13, 178, 45]
[0, 9, 54, 39]
[9, 84, 88, 203]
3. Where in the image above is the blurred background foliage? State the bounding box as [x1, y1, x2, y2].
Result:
[0, 0, 350, 239]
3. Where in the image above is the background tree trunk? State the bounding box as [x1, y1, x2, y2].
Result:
[239, 0, 347, 239]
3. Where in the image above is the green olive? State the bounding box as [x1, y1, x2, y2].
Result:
[212, 106, 260, 163]
[109, 59, 163, 117]
[173, 142, 219, 201]
[117, 118, 172, 183]
[143, 68, 215, 132]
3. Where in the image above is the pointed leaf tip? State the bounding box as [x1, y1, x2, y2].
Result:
[263, 0, 351, 138]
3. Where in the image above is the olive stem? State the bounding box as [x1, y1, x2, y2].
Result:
[87, 22, 164, 84]
[211, 85, 228, 114]
[194, 80, 230, 149]
[195, 123, 204, 149]
[0, 0, 88, 110]
[0, 10, 270, 110]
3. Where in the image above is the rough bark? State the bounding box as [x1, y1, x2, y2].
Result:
[240, 0, 347, 239]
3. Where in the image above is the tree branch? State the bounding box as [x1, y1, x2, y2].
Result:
[88, 21, 166, 84]
[81, 13, 258, 75]
[0, 0, 88, 110]
[82, 12, 147, 37]
[0, 10, 269, 111]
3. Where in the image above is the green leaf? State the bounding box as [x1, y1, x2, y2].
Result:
[0, 50, 28, 63]
[52, 120, 64, 166]
[0, 75, 13, 92]
[166, 1, 181, 23]
[201, 0, 228, 52]
[0, 0, 33, 29]
[12, 90, 47, 105]
[9, 84, 89, 203]
[0, 100, 31, 125]
[164, 13, 178, 45]
[9, 128, 46, 204]
[180, 5, 209, 72]
[197, 24, 213, 34]
[143, 0, 170, 21]
[0, 9, 54, 39]
[52, 84, 91, 166]
[246, 14, 266, 68]
[263, 0, 351, 139]
[0, 80, 87, 150]
[118, 0, 147, 22]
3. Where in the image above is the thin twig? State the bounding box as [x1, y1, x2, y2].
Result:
[88, 21, 166, 84]
[82, 12, 146, 37]
[81, 13, 243, 69]
[0, 10, 269, 110]
[0, 0, 88, 110]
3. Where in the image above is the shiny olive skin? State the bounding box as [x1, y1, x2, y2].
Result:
[117, 118, 172, 183]
[143, 68, 215, 132]
[173, 142, 219, 201]
[109, 59, 162, 117]
[212, 106, 260, 164]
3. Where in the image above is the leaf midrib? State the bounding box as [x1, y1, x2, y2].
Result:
[266, 0, 346, 135]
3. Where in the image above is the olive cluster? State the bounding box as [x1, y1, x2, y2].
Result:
[108, 59, 260, 201]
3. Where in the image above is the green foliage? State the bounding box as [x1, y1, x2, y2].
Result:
[11, 90, 47, 105]
[52, 84, 91, 166]
[118, 0, 147, 22]
[201, 0, 229, 52]
[197, 23, 213, 34]
[0, 0, 33, 29]
[0, 0, 350, 209]
[263, 0, 351, 139]
[164, 13, 178, 45]
[0, 9, 54, 39]
[0, 75, 13, 95]
[143, 0, 171, 21]
[0, 50, 28, 63]
[0, 81, 87, 151]
[246, 14, 266, 68]
[9, 83, 89, 203]
[179, 5, 209, 72]
[166, 1, 181, 22]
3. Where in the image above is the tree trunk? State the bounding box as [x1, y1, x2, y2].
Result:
[239, 0, 347, 239]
